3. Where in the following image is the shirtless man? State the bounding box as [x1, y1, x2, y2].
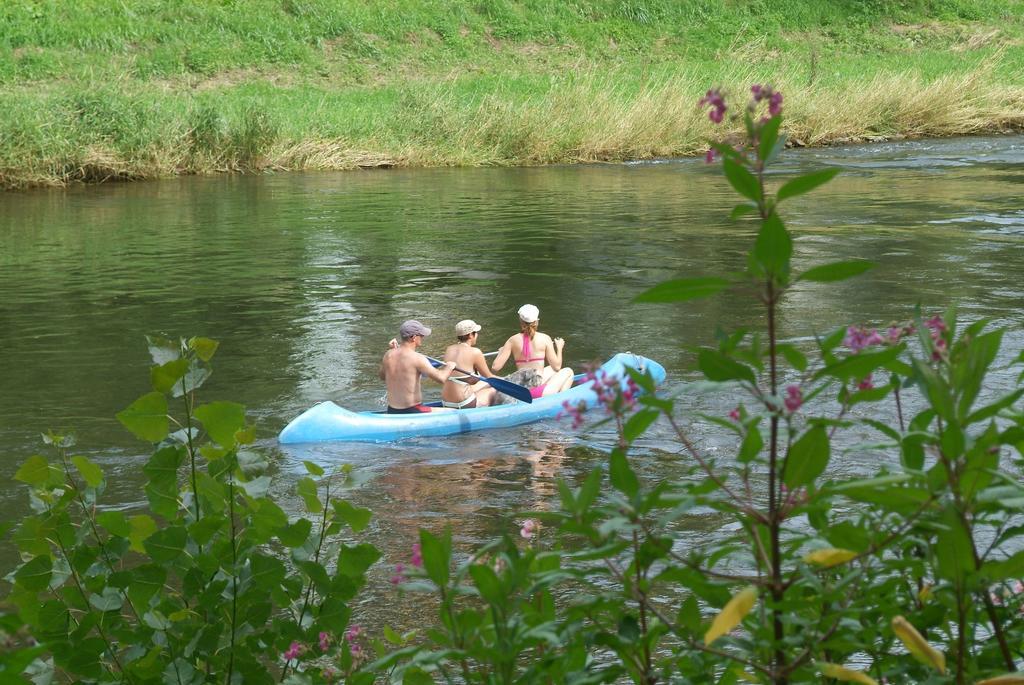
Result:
[441, 320, 497, 409]
[379, 320, 455, 413]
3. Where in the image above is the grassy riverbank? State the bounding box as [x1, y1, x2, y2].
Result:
[2, 0, 1023, 188]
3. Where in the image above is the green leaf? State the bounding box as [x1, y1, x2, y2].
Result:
[738, 423, 763, 463]
[128, 515, 157, 553]
[912, 358, 955, 422]
[143, 526, 187, 562]
[128, 564, 167, 609]
[776, 344, 808, 372]
[143, 445, 184, 519]
[635, 277, 731, 303]
[89, 587, 124, 612]
[277, 519, 312, 547]
[469, 564, 504, 605]
[753, 213, 791, 281]
[14, 555, 53, 592]
[723, 158, 761, 202]
[798, 260, 875, 283]
[71, 456, 104, 488]
[730, 203, 759, 220]
[419, 528, 451, 587]
[679, 595, 701, 634]
[333, 500, 372, 533]
[146, 335, 180, 366]
[150, 358, 189, 394]
[577, 467, 603, 512]
[337, 543, 381, 578]
[698, 349, 757, 385]
[816, 346, 903, 382]
[783, 425, 830, 488]
[189, 337, 219, 362]
[849, 385, 893, 406]
[758, 115, 781, 163]
[623, 409, 658, 443]
[609, 448, 639, 497]
[981, 550, 1024, 581]
[956, 329, 1002, 420]
[901, 434, 926, 470]
[303, 460, 325, 476]
[173, 364, 212, 398]
[193, 401, 246, 447]
[297, 477, 323, 514]
[967, 388, 1024, 425]
[777, 168, 839, 202]
[117, 392, 169, 443]
[935, 509, 974, 584]
[15, 455, 51, 486]
[96, 511, 130, 537]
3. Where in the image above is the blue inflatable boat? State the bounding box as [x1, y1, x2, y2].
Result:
[278, 352, 666, 444]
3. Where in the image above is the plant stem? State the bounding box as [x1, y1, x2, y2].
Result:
[226, 475, 238, 685]
[632, 530, 654, 684]
[180, 379, 201, 525]
[765, 281, 787, 684]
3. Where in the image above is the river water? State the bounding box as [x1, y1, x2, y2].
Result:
[2, 135, 1023, 627]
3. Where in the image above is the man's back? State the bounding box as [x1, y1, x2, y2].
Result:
[381, 346, 425, 408]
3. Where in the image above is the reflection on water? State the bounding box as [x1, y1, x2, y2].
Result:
[2, 135, 1024, 627]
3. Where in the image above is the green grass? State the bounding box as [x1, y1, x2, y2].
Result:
[1, 0, 1023, 187]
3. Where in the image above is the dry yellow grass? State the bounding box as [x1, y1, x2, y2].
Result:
[1, 64, 1021, 190]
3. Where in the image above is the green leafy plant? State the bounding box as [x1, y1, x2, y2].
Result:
[6, 336, 376, 684]
[371, 86, 1024, 685]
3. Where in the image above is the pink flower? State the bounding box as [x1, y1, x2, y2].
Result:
[410, 542, 423, 568]
[520, 519, 537, 539]
[345, 626, 364, 657]
[784, 385, 802, 413]
[698, 89, 727, 124]
[925, 315, 946, 333]
[705, 148, 716, 164]
[857, 374, 874, 391]
[318, 631, 330, 652]
[728, 407, 741, 422]
[932, 337, 948, 361]
[283, 641, 302, 661]
[322, 667, 337, 682]
[844, 325, 884, 353]
[559, 399, 587, 429]
[750, 84, 783, 117]
[391, 562, 405, 585]
[887, 326, 903, 343]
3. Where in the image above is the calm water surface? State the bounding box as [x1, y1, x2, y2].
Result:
[2, 135, 1023, 627]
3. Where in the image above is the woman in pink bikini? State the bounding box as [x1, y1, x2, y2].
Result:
[491, 304, 574, 398]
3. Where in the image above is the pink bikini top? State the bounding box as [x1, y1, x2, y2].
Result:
[515, 333, 546, 365]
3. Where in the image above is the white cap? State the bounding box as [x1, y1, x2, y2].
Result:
[455, 319, 481, 336]
[517, 304, 539, 323]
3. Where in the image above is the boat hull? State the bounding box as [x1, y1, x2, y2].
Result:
[278, 353, 667, 444]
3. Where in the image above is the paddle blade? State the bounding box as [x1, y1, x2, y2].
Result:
[482, 376, 533, 404]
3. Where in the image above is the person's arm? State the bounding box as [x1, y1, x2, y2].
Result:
[472, 349, 493, 378]
[378, 351, 389, 380]
[491, 339, 513, 373]
[418, 355, 455, 384]
[545, 335, 565, 371]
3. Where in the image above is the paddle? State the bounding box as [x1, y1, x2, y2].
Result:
[425, 355, 533, 404]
